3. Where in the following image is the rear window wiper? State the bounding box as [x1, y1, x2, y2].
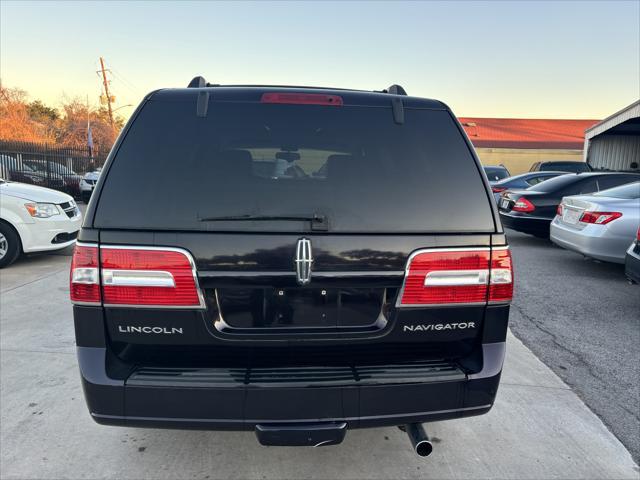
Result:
[199, 213, 329, 231]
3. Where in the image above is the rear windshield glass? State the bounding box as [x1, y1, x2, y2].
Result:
[483, 167, 509, 181]
[94, 97, 494, 233]
[540, 162, 590, 173]
[528, 174, 578, 192]
[594, 181, 640, 199]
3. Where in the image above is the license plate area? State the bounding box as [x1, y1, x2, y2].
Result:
[562, 208, 582, 224]
[217, 287, 385, 329]
[500, 198, 510, 210]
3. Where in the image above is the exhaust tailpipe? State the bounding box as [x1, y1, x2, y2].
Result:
[405, 423, 433, 457]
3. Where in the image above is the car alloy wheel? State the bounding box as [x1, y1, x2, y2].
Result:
[0, 232, 7, 260]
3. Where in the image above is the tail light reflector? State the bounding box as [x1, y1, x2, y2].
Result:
[492, 186, 507, 193]
[636, 227, 640, 242]
[512, 197, 536, 212]
[70, 245, 204, 308]
[398, 247, 513, 306]
[261, 92, 343, 106]
[557, 204, 564, 216]
[489, 248, 514, 302]
[579, 211, 622, 225]
[70, 243, 101, 305]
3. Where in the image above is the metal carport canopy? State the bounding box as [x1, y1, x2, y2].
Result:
[584, 100, 640, 171]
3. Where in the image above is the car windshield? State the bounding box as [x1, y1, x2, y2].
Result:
[593, 181, 640, 199]
[483, 167, 509, 181]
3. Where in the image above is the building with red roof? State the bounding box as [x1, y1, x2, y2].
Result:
[457, 118, 599, 174]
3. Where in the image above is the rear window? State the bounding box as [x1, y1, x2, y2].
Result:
[528, 174, 577, 192]
[594, 181, 640, 199]
[94, 97, 494, 233]
[483, 167, 509, 181]
[540, 162, 590, 173]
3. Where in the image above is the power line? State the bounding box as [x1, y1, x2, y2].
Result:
[110, 68, 140, 94]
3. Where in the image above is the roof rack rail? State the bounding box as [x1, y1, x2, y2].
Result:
[187, 76, 210, 117]
[385, 84, 407, 96]
[188, 76, 207, 88]
[381, 85, 407, 124]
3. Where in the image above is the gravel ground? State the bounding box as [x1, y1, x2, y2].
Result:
[507, 229, 640, 462]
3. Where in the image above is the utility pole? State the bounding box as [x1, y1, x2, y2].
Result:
[98, 57, 114, 130]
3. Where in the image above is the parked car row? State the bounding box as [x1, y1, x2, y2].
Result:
[551, 182, 640, 264]
[497, 172, 638, 237]
[23, 159, 83, 198]
[0, 154, 103, 202]
[484, 165, 640, 282]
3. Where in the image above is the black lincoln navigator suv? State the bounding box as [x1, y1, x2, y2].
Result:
[71, 79, 513, 455]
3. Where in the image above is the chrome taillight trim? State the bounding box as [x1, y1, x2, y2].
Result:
[102, 269, 176, 288]
[424, 269, 490, 286]
[74, 241, 98, 249]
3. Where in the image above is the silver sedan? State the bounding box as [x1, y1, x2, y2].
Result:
[550, 181, 640, 264]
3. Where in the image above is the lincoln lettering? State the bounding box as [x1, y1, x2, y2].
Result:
[118, 326, 183, 335]
[403, 322, 475, 332]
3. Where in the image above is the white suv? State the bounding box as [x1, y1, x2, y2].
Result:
[0, 179, 82, 267]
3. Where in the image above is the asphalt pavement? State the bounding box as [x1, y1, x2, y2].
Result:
[506, 229, 640, 462]
[0, 237, 638, 479]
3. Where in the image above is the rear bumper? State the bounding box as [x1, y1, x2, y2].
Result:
[550, 218, 627, 264]
[499, 212, 551, 236]
[78, 343, 504, 430]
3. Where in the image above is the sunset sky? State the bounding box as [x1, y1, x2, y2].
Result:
[1, 0, 638, 120]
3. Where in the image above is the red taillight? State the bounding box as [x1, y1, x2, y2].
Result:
[101, 247, 202, 307]
[512, 197, 536, 212]
[636, 227, 640, 242]
[260, 92, 343, 106]
[557, 204, 564, 216]
[579, 211, 622, 225]
[398, 247, 513, 306]
[492, 186, 507, 193]
[69, 245, 203, 308]
[70, 244, 101, 305]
